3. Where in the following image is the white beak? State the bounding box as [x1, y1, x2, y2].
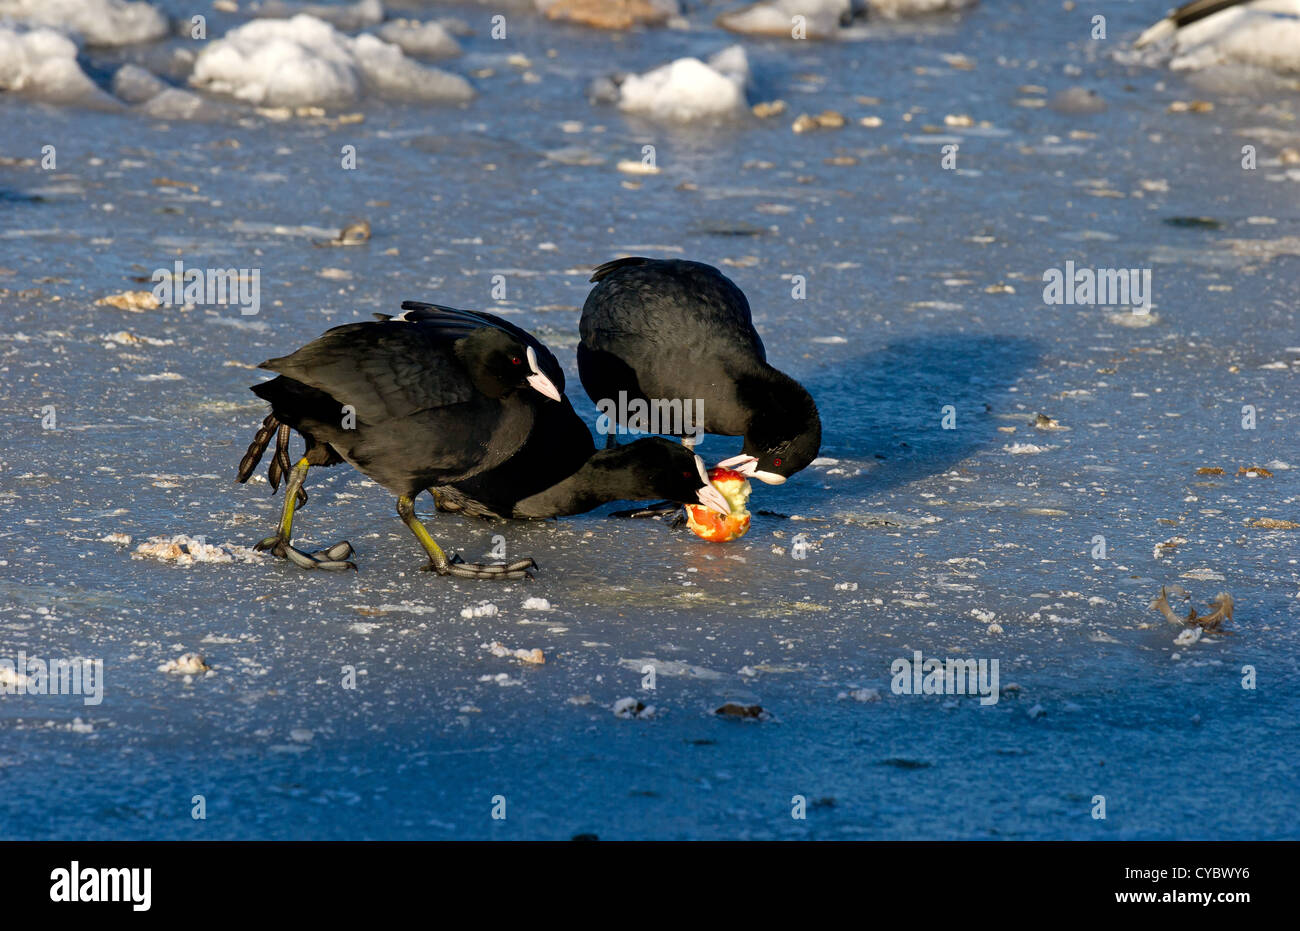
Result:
[696, 483, 731, 517]
[526, 372, 562, 402]
[716, 454, 757, 475]
[524, 346, 562, 402]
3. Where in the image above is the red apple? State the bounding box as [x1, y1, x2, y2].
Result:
[685, 467, 752, 542]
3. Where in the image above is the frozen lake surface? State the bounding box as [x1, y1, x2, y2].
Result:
[1, 0, 1298, 839]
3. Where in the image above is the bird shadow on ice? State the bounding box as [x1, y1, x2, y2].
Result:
[797, 333, 1042, 495]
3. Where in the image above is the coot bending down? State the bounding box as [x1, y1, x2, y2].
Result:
[237, 303, 563, 580]
[429, 392, 732, 520]
[578, 257, 821, 485]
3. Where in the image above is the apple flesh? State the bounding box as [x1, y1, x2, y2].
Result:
[685, 467, 752, 542]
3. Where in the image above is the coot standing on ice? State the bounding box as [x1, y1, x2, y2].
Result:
[237, 303, 563, 580]
[578, 257, 821, 484]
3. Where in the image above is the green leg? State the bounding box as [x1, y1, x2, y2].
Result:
[397, 495, 536, 580]
[254, 457, 356, 570]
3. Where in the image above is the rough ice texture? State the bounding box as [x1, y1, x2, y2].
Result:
[190, 14, 474, 108]
[251, 0, 384, 32]
[0, 27, 112, 104]
[718, 0, 854, 38]
[1167, 8, 1300, 72]
[870, 0, 977, 16]
[140, 87, 216, 120]
[0, 0, 168, 47]
[618, 45, 749, 122]
[376, 19, 461, 59]
[718, 0, 975, 37]
[111, 63, 167, 104]
[538, 0, 679, 30]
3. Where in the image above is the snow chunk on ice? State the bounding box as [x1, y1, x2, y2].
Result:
[376, 19, 460, 59]
[719, 0, 856, 39]
[482, 642, 545, 665]
[112, 67, 219, 119]
[141, 87, 219, 120]
[133, 534, 264, 565]
[158, 653, 211, 675]
[613, 697, 655, 719]
[0, 27, 112, 104]
[1005, 443, 1055, 454]
[0, 0, 168, 47]
[522, 597, 551, 611]
[191, 15, 474, 108]
[460, 601, 498, 619]
[618, 45, 749, 122]
[1158, 7, 1300, 73]
[111, 63, 167, 104]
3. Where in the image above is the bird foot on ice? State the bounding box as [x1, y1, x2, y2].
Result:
[423, 555, 537, 580]
[255, 536, 356, 571]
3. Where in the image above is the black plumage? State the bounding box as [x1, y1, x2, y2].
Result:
[237, 303, 563, 579]
[578, 257, 821, 484]
[430, 395, 730, 520]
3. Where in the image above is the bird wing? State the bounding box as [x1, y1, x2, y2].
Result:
[398, 301, 566, 394]
[582, 257, 766, 363]
[263, 304, 565, 424]
[259, 321, 477, 424]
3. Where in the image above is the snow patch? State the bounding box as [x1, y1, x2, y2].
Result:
[158, 652, 211, 675]
[613, 697, 655, 719]
[111, 63, 167, 104]
[618, 45, 749, 122]
[133, 534, 264, 565]
[1005, 443, 1055, 455]
[191, 15, 474, 108]
[482, 642, 545, 665]
[0, 27, 112, 105]
[376, 19, 460, 59]
[460, 601, 499, 619]
[1162, 7, 1300, 73]
[0, 0, 168, 47]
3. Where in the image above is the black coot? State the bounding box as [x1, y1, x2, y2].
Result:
[237, 302, 562, 579]
[578, 257, 821, 485]
[430, 393, 731, 520]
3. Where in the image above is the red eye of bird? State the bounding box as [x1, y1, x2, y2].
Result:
[773, 457, 783, 467]
[511, 357, 522, 365]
